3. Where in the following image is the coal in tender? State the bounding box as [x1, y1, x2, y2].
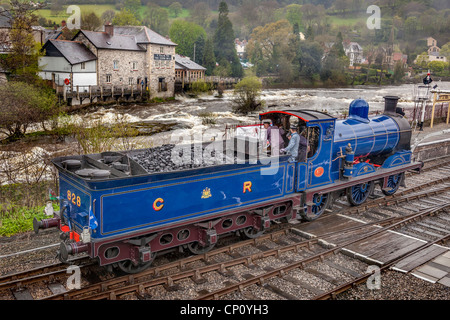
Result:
[130, 144, 238, 173]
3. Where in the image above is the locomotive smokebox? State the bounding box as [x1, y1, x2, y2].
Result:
[383, 96, 399, 116]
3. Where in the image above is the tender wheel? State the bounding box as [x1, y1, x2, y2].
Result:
[382, 172, 404, 196]
[187, 241, 216, 255]
[347, 181, 374, 206]
[242, 226, 265, 239]
[301, 192, 331, 221]
[117, 253, 155, 274]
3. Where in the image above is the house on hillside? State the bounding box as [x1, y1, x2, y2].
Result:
[235, 39, 247, 59]
[413, 37, 447, 65]
[427, 37, 437, 47]
[38, 39, 97, 90]
[175, 54, 206, 83]
[392, 52, 408, 69]
[0, 11, 58, 49]
[343, 41, 363, 67]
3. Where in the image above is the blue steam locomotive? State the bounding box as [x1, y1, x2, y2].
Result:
[34, 96, 422, 273]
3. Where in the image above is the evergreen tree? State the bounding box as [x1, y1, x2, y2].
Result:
[306, 25, 314, 40]
[293, 22, 300, 36]
[330, 32, 345, 58]
[213, 1, 243, 78]
[202, 37, 216, 76]
[320, 32, 349, 84]
[193, 35, 205, 65]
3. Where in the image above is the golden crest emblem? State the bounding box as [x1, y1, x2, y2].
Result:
[201, 187, 212, 199]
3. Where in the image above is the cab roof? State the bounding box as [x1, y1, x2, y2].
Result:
[259, 110, 335, 122]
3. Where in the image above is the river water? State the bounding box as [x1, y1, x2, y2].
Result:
[72, 81, 450, 147]
[2, 81, 449, 185]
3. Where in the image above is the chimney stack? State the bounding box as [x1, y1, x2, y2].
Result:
[383, 96, 399, 116]
[105, 24, 114, 36]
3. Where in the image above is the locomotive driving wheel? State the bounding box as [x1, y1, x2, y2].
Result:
[242, 226, 265, 239]
[187, 241, 216, 255]
[301, 192, 331, 221]
[117, 255, 155, 274]
[382, 172, 404, 196]
[347, 181, 374, 206]
[117, 253, 156, 274]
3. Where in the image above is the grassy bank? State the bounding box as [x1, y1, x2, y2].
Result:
[36, 4, 192, 23]
[0, 181, 59, 237]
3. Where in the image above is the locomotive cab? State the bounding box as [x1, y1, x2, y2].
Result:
[259, 110, 336, 191]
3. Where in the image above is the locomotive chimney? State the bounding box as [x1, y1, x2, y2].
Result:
[383, 96, 399, 116]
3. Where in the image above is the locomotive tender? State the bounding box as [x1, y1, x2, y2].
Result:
[34, 96, 422, 273]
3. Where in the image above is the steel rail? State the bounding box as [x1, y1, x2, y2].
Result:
[4, 165, 449, 299]
[313, 228, 450, 300]
[196, 203, 450, 300]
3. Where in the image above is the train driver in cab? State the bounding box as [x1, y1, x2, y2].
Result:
[263, 119, 285, 152]
[281, 124, 300, 162]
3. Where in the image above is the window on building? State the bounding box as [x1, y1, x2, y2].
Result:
[80, 62, 85, 70]
[158, 77, 167, 92]
[160, 47, 164, 53]
[113, 60, 119, 70]
[132, 61, 138, 70]
[129, 77, 133, 85]
[106, 74, 112, 83]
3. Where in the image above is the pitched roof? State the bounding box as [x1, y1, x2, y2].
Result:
[113, 26, 177, 46]
[175, 54, 206, 71]
[76, 29, 145, 51]
[259, 110, 335, 123]
[0, 10, 12, 28]
[44, 39, 97, 65]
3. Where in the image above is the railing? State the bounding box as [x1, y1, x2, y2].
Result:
[56, 84, 146, 101]
[175, 76, 240, 84]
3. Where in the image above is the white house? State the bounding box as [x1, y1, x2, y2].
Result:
[39, 39, 97, 91]
[343, 42, 363, 67]
[235, 38, 247, 59]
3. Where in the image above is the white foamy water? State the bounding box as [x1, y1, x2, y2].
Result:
[52, 81, 449, 147]
[2, 82, 449, 184]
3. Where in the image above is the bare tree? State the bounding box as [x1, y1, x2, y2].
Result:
[101, 9, 116, 25]
[0, 82, 59, 140]
[81, 11, 102, 31]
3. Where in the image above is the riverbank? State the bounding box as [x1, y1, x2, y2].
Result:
[259, 74, 450, 90]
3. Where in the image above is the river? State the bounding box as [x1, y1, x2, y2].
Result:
[1, 82, 449, 185]
[71, 81, 450, 147]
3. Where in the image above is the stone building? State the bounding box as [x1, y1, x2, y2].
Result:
[39, 24, 177, 98]
[71, 25, 177, 98]
[73, 27, 147, 89]
[112, 26, 177, 95]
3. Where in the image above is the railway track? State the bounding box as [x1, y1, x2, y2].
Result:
[1, 159, 450, 300]
[39, 203, 450, 300]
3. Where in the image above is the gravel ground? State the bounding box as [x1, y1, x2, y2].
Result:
[1, 202, 450, 301]
[0, 230, 60, 277]
[337, 270, 450, 300]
